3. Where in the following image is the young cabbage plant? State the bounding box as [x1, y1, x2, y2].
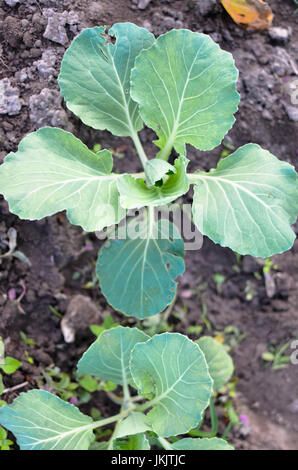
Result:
[0, 23, 297, 320]
[0, 327, 235, 450]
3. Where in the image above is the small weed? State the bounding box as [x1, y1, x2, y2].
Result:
[262, 341, 292, 370]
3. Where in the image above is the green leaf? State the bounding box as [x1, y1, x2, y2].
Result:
[130, 333, 213, 437]
[77, 326, 149, 385]
[59, 24, 155, 136]
[145, 159, 176, 186]
[96, 218, 185, 318]
[0, 374, 3, 395]
[115, 412, 151, 438]
[172, 437, 234, 450]
[262, 352, 275, 362]
[0, 426, 7, 440]
[113, 433, 150, 450]
[0, 357, 22, 375]
[0, 337, 4, 364]
[0, 127, 126, 232]
[131, 29, 239, 159]
[196, 336, 234, 390]
[192, 144, 298, 257]
[0, 390, 94, 450]
[78, 375, 99, 392]
[117, 156, 189, 208]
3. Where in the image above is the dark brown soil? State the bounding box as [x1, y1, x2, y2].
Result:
[0, 0, 298, 450]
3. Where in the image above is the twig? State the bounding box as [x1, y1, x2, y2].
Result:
[0, 57, 9, 71]
[2, 381, 29, 395]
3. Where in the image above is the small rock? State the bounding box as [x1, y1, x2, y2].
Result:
[30, 48, 42, 59]
[0, 78, 22, 116]
[163, 16, 177, 30]
[195, 0, 217, 16]
[143, 20, 153, 32]
[34, 49, 56, 78]
[23, 31, 34, 48]
[4, 0, 24, 5]
[262, 109, 273, 120]
[43, 9, 68, 46]
[29, 88, 68, 129]
[1, 16, 22, 48]
[264, 272, 276, 298]
[32, 12, 46, 33]
[288, 400, 298, 413]
[67, 10, 80, 26]
[138, 0, 151, 9]
[284, 104, 298, 122]
[270, 47, 294, 77]
[66, 10, 81, 35]
[269, 27, 290, 44]
[86, 1, 104, 21]
[15, 68, 28, 83]
[20, 19, 30, 29]
[61, 295, 103, 343]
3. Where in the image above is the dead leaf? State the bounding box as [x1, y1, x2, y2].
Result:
[221, 0, 274, 30]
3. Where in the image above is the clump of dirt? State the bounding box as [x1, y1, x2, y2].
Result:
[0, 0, 298, 450]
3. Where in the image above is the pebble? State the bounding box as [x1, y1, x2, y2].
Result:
[269, 27, 290, 44]
[29, 88, 68, 128]
[43, 9, 68, 46]
[61, 295, 103, 343]
[270, 47, 294, 77]
[30, 48, 42, 58]
[4, 0, 24, 5]
[34, 49, 57, 78]
[0, 78, 22, 116]
[86, 1, 104, 21]
[262, 109, 273, 121]
[15, 68, 28, 83]
[284, 104, 298, 122]
[196, 0, 217, 16]
[23, 31, 34, 47]
[138, 0, 151, 9]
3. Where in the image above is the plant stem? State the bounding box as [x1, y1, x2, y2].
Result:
[122, 380, 131, 410]
[106, 391, 123, 405]
[157, 145, 172, 162]
[158, 436, 173, 450]
[91, 411, 129, 430]
[188, 397, 218, 438]
[209, 397, 218, 437]
[107, 415, 124, 450]
[131, 131, 148, 168]
[130, 395, 144, 403]
[65, 409, 132, 439]
[222, 421, 233, 440]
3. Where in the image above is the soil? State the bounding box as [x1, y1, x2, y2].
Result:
[0, 0, 298, 451]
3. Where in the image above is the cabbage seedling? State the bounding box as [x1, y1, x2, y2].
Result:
[0, 23, 297, 319]
[0, 327, 234, 450]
